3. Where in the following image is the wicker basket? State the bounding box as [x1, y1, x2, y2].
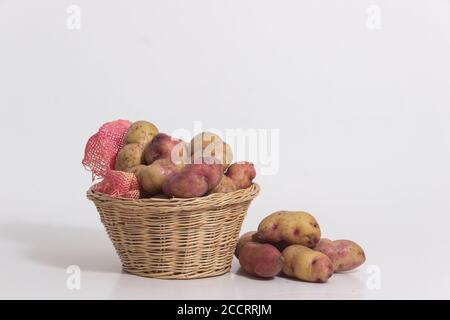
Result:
[86, 183, 260, 279]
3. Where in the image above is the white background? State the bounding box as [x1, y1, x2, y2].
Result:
[1, 0, 450, 299]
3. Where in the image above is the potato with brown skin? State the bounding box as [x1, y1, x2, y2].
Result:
[256, 211, 321, 248]
[192, 141, 233, 171]
[189, 131, 223, 154]
[235, 231, 257, 258]
[314, 239, 366, 272]
[238, 242, 284, 278]
[144, 133, 188, 165]
[162, 159, 223, 198]
[282, 245, 333, 283]
[225, 162, 256, 189]
[136, 159, 182, 195]
[114, 143, 145, 172]
[207, 176, 237, 195]
[124, 121, 159, 145]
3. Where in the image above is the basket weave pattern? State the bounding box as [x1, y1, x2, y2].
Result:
[87, 184, 259, 279]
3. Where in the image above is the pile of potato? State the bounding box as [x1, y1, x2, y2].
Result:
[236, 211, 366, 282]
[114, 120, 256, 198]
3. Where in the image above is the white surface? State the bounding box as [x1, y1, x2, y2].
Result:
[1, 0, 450, 299]
[0, 218, 449, 299]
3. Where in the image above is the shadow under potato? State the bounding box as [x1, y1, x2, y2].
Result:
[0, 222, 120, 273]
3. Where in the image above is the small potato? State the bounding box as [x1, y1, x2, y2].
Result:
[282, 245, 333, 283]
[124, 121, 159, 145]
[256, 211, 321, 248]
[144, 133, 188, 165]
[114, 143, 145, 172]
[162, 161, 223, 198]
[189, 131, 223, 154]
[314, 239, 366, 272]
[225, 162, 256, 189]
[235, 231, 257, 258]
[238, 242, 284, 278]
[207, 176, 237, 195]
[136, 159, 182, 195]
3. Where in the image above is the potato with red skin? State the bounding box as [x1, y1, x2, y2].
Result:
[314, 239, 366, 272]
[136, 159, 182, 195]
[235, 231, 257, 258]
[282, 245, 333, 283]
[238, 242, 284, 278]
[144, 133, 188, 165]
[162, 159, 223, 198]
[162, 171, 209, 198]
[256, 211, 321, 248]
[186, 158, 223, 190]
[225, 162, 256, 189]
[208, 176, 237, 195]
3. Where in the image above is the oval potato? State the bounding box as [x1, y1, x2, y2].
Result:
[114, 143, 145, 172]
[238, 242, 284, 278]
[124, 120, 159, 145]
[314, 239, 366, 272]
[256, 211, 321, 248]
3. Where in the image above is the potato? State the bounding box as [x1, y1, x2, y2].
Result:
[207, 176, 237, 195]
[136, 159, 182, 195]
[238, 242, 284, 278]
[314, 239, 366, 272]
[192, 141, 233, 171]
[235, 231, 257, 258]
[225, 162, 256, 189]
[256, 211, 321, 248]
[162, 160, 223, 198]
[124, 121, 159, 145]
[162, 170, 209, 198]
[282, 245, 333, 283]
[185, 158, 223, 189]
[144, 133, 188, 165]
[114, 143, 145, 172]
[189, 131, 223, 154]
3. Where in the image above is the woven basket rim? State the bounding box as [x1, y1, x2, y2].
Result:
[87, 183, 260, 207]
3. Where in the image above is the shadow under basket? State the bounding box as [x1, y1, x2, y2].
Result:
[86, 183, 260, 279]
